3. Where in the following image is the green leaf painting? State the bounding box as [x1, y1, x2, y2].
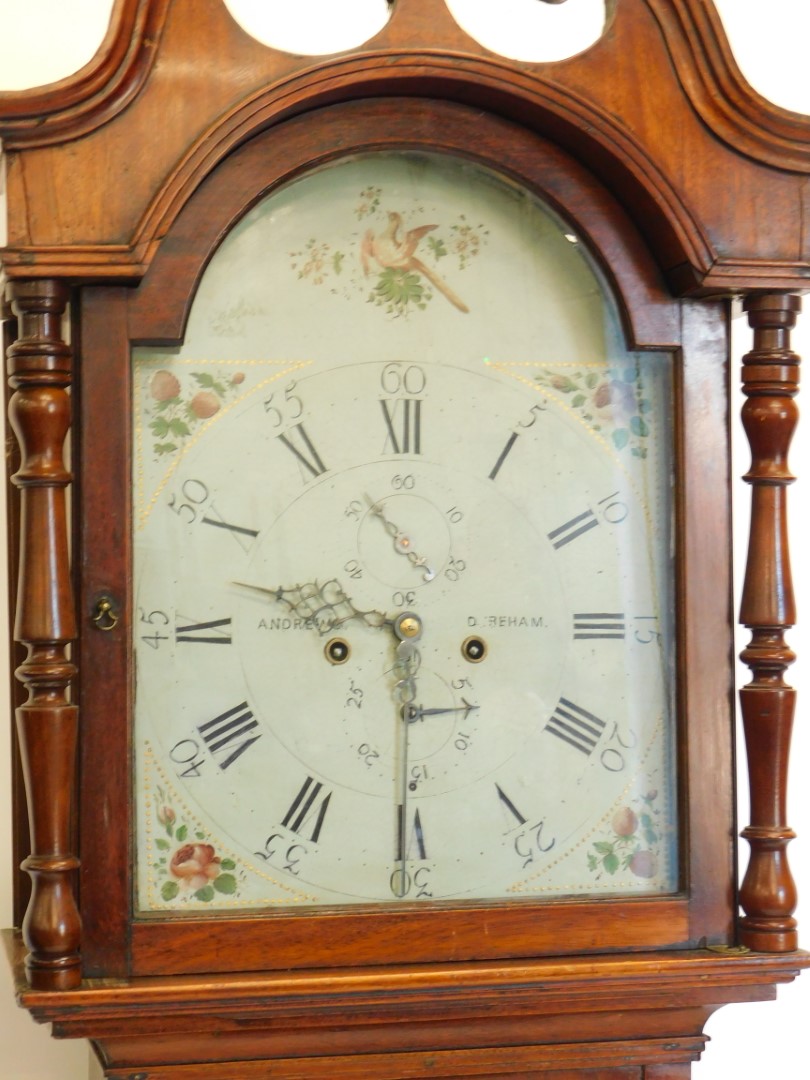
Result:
[535, 364, 654, 457]
[587, 790, 665, 883]
[143, 367, 246, 458]
[149, 786, 244, 906]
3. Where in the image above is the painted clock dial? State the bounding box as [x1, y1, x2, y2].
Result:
[132, 153, 677, 911]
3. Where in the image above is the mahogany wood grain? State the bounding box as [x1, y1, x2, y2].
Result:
[677, 301, 736, 943]
[6, 931, 806, 1078]
[75, 287, 133, 978]
[646, 0, 810, 170]
[94, 1052, 690, 1079]
[0, 0, 168, 133]
[98, 1060, 679, 1079]
[738, 294, 801, 951]
[0, 0, 808, 292]
[5, 280, 81, 990]
[127, 899, 691, 977]
[1, 0, 808, 1075]
[95, 1065, 694, 1080]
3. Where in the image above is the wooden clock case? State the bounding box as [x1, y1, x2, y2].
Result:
[1, 1, 808, 1076]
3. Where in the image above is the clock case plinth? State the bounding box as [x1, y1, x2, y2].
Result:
[2, 1, 809, 1077]
[5, 933, 807, 1079]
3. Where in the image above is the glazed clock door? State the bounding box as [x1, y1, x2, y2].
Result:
[131, 151, 677, 912]
[76, 102, 735, 979]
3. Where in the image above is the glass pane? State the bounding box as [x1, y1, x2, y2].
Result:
[132, 152, 677, 913]
[222, 0, 390, 56]
[445, 0, 607, 63]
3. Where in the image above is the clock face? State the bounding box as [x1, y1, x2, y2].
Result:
[132, 153, 678, 912]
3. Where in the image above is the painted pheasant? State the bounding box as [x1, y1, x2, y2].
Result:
[360, 212, 469, 313]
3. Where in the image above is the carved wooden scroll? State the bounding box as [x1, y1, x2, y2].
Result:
[5, 280, 81, 990]
[738, 293, 801, 952]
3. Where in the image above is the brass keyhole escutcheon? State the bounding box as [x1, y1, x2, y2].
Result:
[92, 596, 120, 631]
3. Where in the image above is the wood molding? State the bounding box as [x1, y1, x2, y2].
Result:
[647, 0, 810, 171]
[0, 0, 170, 145]
[0, 1, 809, 291]
[5, 933, 807, 1077]
[2, 1, 808, 167]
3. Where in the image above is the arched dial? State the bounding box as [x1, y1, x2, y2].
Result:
[132, 152, 677, 912]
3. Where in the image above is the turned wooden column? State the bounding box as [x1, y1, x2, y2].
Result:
[5, 280, 81, 990]
[738, 293, 801, 952]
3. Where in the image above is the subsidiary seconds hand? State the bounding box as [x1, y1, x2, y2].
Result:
[365, 494, 436, 582]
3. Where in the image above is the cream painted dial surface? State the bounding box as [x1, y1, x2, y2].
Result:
[133, 153, 677, 912]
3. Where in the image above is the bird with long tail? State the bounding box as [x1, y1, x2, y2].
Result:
[361, 212, 469, 313]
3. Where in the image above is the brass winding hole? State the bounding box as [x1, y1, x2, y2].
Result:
[461, 635, 487, 663]
[325, 637, 351, 665]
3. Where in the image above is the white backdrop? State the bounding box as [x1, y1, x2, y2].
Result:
[0, 3, 808, 1077]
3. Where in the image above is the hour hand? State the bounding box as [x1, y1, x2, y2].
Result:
[233, 579, 388, 634]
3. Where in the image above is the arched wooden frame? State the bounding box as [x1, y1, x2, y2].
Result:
[75, 97, 735, 979]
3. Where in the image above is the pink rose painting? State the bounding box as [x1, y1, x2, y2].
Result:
[151, 787, 239, 904]
[170, 844, 221, 892]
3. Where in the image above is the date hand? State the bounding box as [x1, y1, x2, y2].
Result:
[365, 495, 435, 582]
[404, 698, 479, 723]
[233, 579, 388, 635]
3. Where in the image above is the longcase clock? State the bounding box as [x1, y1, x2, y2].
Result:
[1, 1, 808, 1077]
